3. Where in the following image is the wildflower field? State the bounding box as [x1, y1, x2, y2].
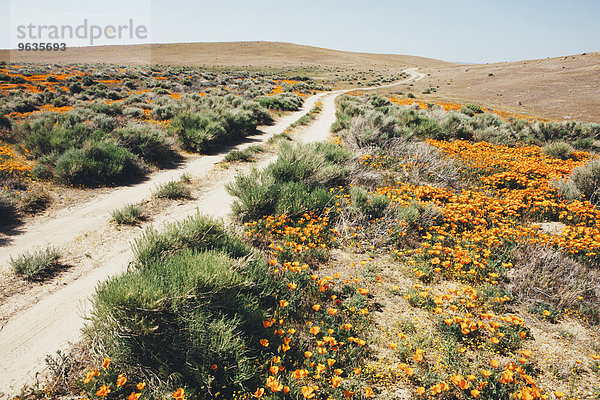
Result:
[0, 61, 327, 227]
[19, 89, 600, 400]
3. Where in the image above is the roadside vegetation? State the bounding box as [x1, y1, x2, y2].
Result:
[10, 75, 600, 400]
[224, 145, 264, 163]
[0, 63, 317, 228]
[111, 203, 144, 225]
[10, 246, 62, 281]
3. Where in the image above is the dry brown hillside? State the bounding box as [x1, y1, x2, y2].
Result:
[0, 41, 450, 69]
[408, 52, 600, 123]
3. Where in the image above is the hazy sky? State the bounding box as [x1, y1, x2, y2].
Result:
[2, 0, 599, 63]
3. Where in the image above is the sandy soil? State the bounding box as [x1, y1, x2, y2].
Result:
[0, 70, 424, 398]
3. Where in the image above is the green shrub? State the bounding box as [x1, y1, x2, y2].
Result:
[87, 245, 278, 396]
[171, 113, 227, 153]
[89, 101, 123, 116]
[111, 204, 143, 225]
[150, 104, 176, 121]
[132, 213, 254, 268]
[92, 115, 115, 132]
[441, 114, 473, 140]
[20, 116, 97, 157]
[122, 107, 144, 118]
[224, 145, 263, 163]
[465, 103, 483, 114]
[54, 141, 142, 186]
[114, 124, 175, 166]
[542, 142, 575, 160]
[227, 142, 350, 220]
[389, 201, 444, 247]
[171, 96, 270, 154]
[460, 107, 475, 117]
[566, 159, 600, 204]
[350, 186, 390, 219]
[255, 92, 303, 111]
[10, 246, 62, 281]
[152, 180, 192, 199]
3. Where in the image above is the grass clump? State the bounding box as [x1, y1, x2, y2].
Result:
[132, 213, 253, 268]
[11, 246, 62, 281]
[543, 141, 575, 160]
[111, 203, 144, 225]
[224, 145, 263, 163]
[152, 180, 192, 200]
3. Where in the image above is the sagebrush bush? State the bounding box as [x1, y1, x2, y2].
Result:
[255, 92, 303, 111]
[465, 103, 483, 114]
[171, 95, 271, 154]
[132, 213, 254, 268]
[542, 141, 575, 160]
[349, 186, 390, 219]
[554, 159, 600, 204]
[152, 180, 192, 200]
[87, 243, 278, 395]
[54, 141, 143, 186]
[111, 203, 143, 225]
[227, 142, 350, 220]
[11, 246, 62, 280]
[172, 112, 227, 153]
[114, 124, 176, 166]
[20, 116, 94, 157]
[570, 159, 600, 204]
[122, 107, 144, 118]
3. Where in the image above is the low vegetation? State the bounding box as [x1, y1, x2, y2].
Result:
[0, 62, 310, 224]
[152, 180, 192, 200]
[255, 92, 303, 111]
[224, 145, 264, 163]
[226, 141, 350, 221]
[111, 203, 144, 225]
[11, 78, 600, 400]
[170, 95, 272, 154]
[10, 246, 62, 281]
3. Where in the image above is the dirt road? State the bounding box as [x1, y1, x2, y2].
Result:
[0, 69, 423, 397]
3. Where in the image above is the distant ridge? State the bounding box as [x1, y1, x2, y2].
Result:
[0, 41, 452, 68]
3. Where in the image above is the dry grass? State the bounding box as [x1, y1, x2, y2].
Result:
[0, 41, 449, 69]
[410, 52, 600, 123]
[508, 245, 600, 323]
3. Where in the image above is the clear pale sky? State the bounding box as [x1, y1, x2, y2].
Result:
[2, 0, 599, 63]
